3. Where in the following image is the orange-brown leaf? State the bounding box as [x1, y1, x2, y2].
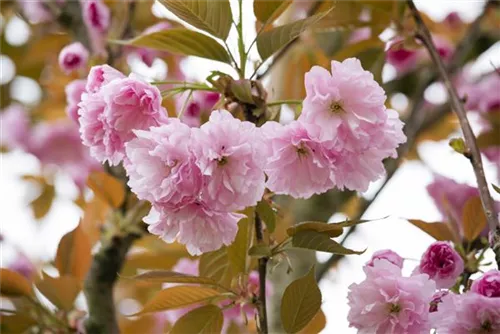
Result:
[87, 171, 125, 208]
[462, 196, 488, 242]
[35, 273, 81, 311]
[0, 269, 33, 297]
[407, 219, 455, 241]
[55, 222, 92, 281]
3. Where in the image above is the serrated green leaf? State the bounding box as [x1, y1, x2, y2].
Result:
[287, 221, 343, 238]
[256, 200, 276, 233]
[407, 219, 455, 241]
[254, 0, 292, 24]
[159, 0, 232, 40]
[248, 245, 272, 258]
[134, 286, 222, 315]
[256, 8, 332, 62]
[281, 266, 322, 333]
[170, 304, 223, 334]
[449, 137, 466, 154]
[230, 80, 254, 104]
[199, 247, 231, 288]
[114, 28, 231, 64]
[462, 196, 487, 242]
[292, 230, 364, 254]
[127, 271, 221, 287]
[227, 208, 252, 275]
[493, 183, 500, 195]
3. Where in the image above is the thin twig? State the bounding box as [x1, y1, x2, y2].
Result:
[407, 0, 498, 252]
[254, 213, 269, 334]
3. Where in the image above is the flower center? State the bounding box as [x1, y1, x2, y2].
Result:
[329, 101, 344, 114]
[481, 320, 492, 332]
[217, 156, 228, 166]
[388, 303, 401, 314]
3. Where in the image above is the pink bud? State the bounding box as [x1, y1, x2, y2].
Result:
[415, 241, 464, 289]
[81, 0, 110, 33]
[471, 270, 500, 298]
[58, 42, 89, 74]
[366, 249, 404, 268]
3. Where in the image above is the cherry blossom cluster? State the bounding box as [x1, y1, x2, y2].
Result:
[348, 243, 500, 333]
[74, 58, 406, 254]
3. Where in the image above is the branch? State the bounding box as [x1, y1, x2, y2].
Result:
[83, 232, 140, 334]
[254, 213, 269, 334]
[407, 0, 498, 254]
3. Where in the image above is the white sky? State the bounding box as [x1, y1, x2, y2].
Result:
[1, 1, 499, 333]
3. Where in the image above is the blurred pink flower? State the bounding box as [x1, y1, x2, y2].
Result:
[432, 292, 500, 333]
[192, 110, 265, 211]
[58, 42, 89, 74]
[471, 270, 500, 298]
[178, 91, 220, 127]
[17, 0, 55, 24]
[414, 241, 464, 289]
[260, 121, 333, 198]
[124, 120, 203, 207]
[81, 0, 110, 54]
[386, 40, 419, 74]
[9, 252, 35, 280]
[65, 79, 87, 123]
[366, 249, 404, 268]
[30, 121, 101, 188]
[79, 68, 168, 165]
[443, 12, 463, 29]
[0, 104, 31, 150]
[348, 260, 436, 333]
[144, 203, 244, 255]
[426, 175, 481, 234]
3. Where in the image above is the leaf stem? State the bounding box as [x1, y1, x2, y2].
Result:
[267, 99, 303, 107]
[407, 0, 498, 246]
[178, 90, 194, 120]
[237, 0, 247, 78]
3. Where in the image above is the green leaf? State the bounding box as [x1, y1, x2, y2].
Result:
[256, 8, 332, 62]
[114, 28, 231, 64]
[170, 304, 224, 334]
[230, 80, 255, 104]
[127, 271, 222, 287]
[493, 183, 500, 195]
[227, 208, 253, 275]
[134, 286, 222, 315]
[332, 37, 384, 62]
[254, 0, 292, 24]
[292, 230, 364, 254]
[281, 267, 322, 333]
[199, 248, 231, 288]
[298, 308, 326, 334]
[287, 221, 343, 238]
[407, 219, 455, 241]
[159, 0, 232, 40]
[462, 196, 487, 242]
[449, 137, 466, 155]
[256, 200, 276, 233]
[248, 245, 272, 258]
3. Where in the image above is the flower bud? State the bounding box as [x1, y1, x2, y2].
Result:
[58, 42, 89, 74]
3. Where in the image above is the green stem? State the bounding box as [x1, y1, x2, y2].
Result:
[178, 90, 194, 120]
[237, 0, 246, 78]
[267, 100, 303, 107]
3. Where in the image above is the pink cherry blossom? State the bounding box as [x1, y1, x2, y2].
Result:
[192, 110, 265, 211]
[65, 79, 87, 123]
[386, 39, 419, 74]
[86, 65, 125, 93]
[366, 249, 404, 268]
[124, 120, 203, 207]
[144, 203, 244, 255]
[432, 292, 500, 334]
[471, 270, 500, 298]
[348, 260, 436, 334]
[261, 121, 334, 198]
[0, 104, 31, 150]
[8, 252, 35, 280]
[415, 241, 464, 289]
[79, 70, 168, 165]
[299, 58, 387, 143]
[426, 175, 481, 235]
[178, 91, 220, 127]
[29, 121, 101, 188]
[58, 42, 89, 74]
[17, 0, 54, 24]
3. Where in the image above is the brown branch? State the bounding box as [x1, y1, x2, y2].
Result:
[407, 0, 498, 255]
[254, 213, 269, 334]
